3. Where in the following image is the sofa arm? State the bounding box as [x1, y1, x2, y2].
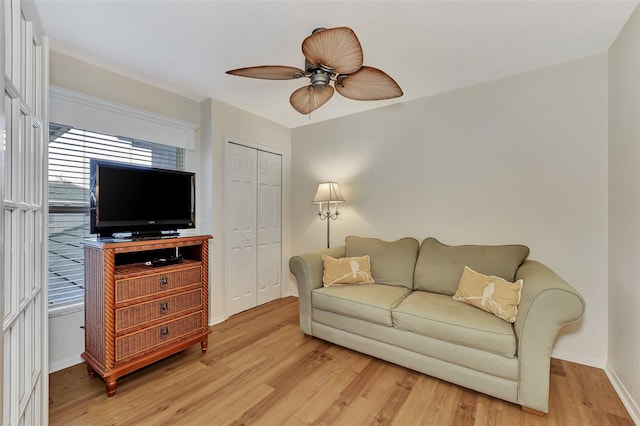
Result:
[514, 260, 585, 413]
[288, 245, 346, 334]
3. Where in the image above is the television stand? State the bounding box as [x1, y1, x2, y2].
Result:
[81, 234, 212, 396]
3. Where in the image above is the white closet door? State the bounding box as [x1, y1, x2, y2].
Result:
[226, 143, 258, 316]
[257, 151, 282, 305]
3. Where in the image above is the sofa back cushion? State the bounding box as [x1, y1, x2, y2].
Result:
[413, 237, 529, 295]
[345, 236, 419, 289]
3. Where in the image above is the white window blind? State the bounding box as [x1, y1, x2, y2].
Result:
[48, 123, 184, 313]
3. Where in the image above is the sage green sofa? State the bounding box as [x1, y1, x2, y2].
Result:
[289, 236, 585, 414]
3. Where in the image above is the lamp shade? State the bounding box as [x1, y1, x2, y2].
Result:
[312, 182, 345, 203]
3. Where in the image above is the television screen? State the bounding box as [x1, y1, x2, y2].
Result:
[90, 159, 195, 238]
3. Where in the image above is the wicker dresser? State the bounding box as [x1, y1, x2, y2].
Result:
[81, 234, 212, 396]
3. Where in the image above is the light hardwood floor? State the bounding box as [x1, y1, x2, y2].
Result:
[49, 297, 633, 426]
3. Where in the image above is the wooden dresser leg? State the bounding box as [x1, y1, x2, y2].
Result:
[522, 406, 545, 416]
[86, 364, 96, 378]
[105, 380, 117, 397]
[200, 338, 208, 353]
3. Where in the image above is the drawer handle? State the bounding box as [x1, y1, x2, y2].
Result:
[160, 327, 169, 338]
[159, 276, 168, 288]
[160, 301, 169, 314]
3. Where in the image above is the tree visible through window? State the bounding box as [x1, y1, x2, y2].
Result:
[48, 123, 184, 313]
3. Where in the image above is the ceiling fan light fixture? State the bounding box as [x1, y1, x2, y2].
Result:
[225, 26, 403, 115]
[309, 71, 331, 88]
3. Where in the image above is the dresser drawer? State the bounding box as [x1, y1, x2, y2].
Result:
[115, 289, 202, 332]
[115, 266, 201, 303]
[115, 312, 203, 363]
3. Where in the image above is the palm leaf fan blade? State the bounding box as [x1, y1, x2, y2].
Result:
[290, 85, 335, 114]
[226, 65, 305, 80]
[335, 66, 403, 100]
[302, 27, 363, 75]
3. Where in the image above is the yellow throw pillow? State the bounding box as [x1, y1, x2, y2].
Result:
[322, 255, 375, 287]
[452, 266, 523, 323]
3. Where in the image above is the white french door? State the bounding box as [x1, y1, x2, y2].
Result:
[225, 142, 282, 317]
[1, 1, 49, 424]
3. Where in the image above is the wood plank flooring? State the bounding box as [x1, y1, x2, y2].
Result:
[49, 297, 633, 426]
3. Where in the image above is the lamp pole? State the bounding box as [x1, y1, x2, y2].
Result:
[318, 201, 339, 248]
[325, 205, 331, 249]
[313, 182, 345, 249]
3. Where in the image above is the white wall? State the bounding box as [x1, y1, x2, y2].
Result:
[291, 54, 608, 367]
[48, 311, 84, 372]
[49, 51, 200, 124]
[200, 99, 292, 324]
[608, 4, 640, 423]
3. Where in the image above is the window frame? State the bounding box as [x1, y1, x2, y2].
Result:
[47, 124, 185, 315]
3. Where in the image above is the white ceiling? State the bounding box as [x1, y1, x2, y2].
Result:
[32, 0, 638, 129]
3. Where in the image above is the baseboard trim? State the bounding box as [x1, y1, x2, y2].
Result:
[551, 350, 604, 368]
[605, 363, 640, 425]
[49, 356, 83, 374]
[209, 315, 226, 326]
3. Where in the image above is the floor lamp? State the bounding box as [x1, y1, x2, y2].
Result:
[312, 182, 345, 248]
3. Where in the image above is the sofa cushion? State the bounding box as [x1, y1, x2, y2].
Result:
[453, 266, 523, 323]
[413, 237, 529, 295]
[313, 283, 411, 326]
[392, 291, 517, 357]
[322, 255, 375, 286]
[345, 236, 419, 289]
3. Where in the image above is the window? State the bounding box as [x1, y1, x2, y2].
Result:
[48, 123, 184, 313]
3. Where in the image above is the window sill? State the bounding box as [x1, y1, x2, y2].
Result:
[48, 302, 84, 318]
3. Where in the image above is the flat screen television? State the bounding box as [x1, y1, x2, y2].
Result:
[90, 159, 196, 238]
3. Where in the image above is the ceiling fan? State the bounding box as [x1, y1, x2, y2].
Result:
[226, 27, 403, 115]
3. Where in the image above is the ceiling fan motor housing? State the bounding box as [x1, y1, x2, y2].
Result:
[305, 58, 333, 88]
[309, 69, 331, 88]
